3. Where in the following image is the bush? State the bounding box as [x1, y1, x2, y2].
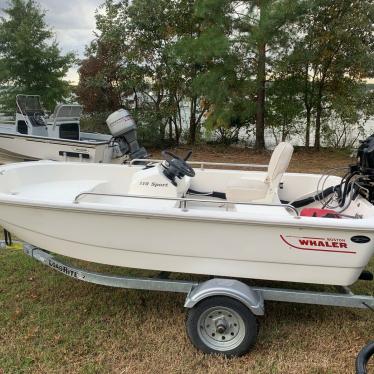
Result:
[80, 113, 111, 134]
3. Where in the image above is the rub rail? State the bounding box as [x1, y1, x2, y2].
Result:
[73, 191, 299, 216]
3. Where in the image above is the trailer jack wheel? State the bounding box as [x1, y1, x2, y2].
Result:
[186, 296, 258, 357]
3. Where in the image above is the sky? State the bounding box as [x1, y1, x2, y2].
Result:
[0, 0, 102, 84]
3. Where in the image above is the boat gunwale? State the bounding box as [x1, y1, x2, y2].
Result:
[0, 130, 111, 146]
[0, 197, 373, 232]
[0, 161, 371, 231]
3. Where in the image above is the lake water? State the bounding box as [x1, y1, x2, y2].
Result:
[242, 118, 374, 149]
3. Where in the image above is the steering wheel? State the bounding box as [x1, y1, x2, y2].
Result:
[161, 150, 195, 185]
[33, 112, 45, 126]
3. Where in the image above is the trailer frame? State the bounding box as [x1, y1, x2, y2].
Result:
[16, 243, 374, 356]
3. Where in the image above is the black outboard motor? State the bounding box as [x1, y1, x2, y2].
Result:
[354, 135, 374, 204]
[285, 135, 374, 209]
[106, 109, 148, 160]
[357, 135, 374, 174]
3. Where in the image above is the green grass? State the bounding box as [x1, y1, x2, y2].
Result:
[0, 149, 373, 373]
[0, 249, 372, 374]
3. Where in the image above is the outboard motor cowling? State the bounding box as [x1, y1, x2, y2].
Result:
[106, 109, 147, 160]
[357, 135, 374, 174]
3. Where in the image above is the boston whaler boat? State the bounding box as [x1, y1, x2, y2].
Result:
[1, 112, 373, 357]
[0, 95, 147, 164]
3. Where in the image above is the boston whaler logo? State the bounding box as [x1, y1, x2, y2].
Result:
[73, 147, 88, 152]
[280, 235, 356, 254]
[48, 259, 82, 278]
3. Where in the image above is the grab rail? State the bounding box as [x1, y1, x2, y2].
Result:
[128, 159, 268, 170]
[73, 191, 299, 216]
[16, 94, 33, 130]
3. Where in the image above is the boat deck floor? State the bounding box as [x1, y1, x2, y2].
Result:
[10, 180, 107, 203]
[7, 179, 293, 216]
[0, 125, 18, 134]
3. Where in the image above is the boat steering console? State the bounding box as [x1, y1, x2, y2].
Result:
[32, 111, 46, 126]
[161, 150, 195, 186]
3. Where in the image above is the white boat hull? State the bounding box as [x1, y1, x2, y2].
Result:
[0, 131, 118, 164]
[0, 161, 373, 286]
[0, 203, 370, 285]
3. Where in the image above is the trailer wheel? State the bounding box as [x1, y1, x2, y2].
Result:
[186, 296, 258, 357]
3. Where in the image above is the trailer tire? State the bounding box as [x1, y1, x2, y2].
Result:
[186, 296, 258, 357]
[356, 341, 374, 374]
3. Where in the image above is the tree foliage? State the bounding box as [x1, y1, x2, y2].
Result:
[77, 0, 214, 146]
[76, 39, 122, 113]
[0, 0, 75, 112]
[283, 0, 374, 148]
[77, 0, 374, 149]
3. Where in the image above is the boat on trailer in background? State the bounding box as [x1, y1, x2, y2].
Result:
[0, 95, 147, 164]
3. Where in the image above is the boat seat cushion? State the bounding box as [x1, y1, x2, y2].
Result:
[226, 178, 268, 202]
[226, 142, 294, 204]
[266, 142, 294, 184]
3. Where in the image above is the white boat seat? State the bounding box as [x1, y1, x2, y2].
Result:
[49, 104, 83, 122]
[226, 142, 294, 204]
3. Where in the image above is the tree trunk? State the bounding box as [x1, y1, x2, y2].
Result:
[314, 83, 324, 150]
[305, 107, 311, 147]
[255, 41, 266, 150]
[313, 60, 331, 150]
[281, 122, 287, 142]
[159, 122, 166, 143]
[168, 119, 173, 143]
[303, 64, 311, 147]
[174, 95, 182, 146]
[133, 89, 139, 110]
[174, 122, 180, 145]
[189, 98, 197, 144]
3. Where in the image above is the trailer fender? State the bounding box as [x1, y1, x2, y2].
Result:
[184, 278, 264, 316]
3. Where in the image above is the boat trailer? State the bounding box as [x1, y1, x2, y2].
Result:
[22, 244, 374, 311]
[15, 243, 373, 358]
